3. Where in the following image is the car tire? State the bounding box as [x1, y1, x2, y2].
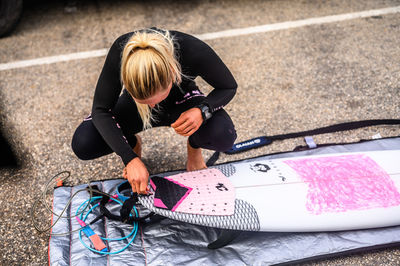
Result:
[0, 0, 23, 37]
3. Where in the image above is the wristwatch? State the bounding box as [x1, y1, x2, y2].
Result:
[197, 103, 212, 123]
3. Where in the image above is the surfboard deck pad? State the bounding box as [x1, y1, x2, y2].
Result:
[149, 169, 235, 215]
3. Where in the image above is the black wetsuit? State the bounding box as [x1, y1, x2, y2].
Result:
[72, 29, 237, 165]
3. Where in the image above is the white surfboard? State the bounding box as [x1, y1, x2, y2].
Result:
[139, 150, 400, 232]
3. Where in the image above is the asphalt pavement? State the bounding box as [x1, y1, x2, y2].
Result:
[1, 0, 400, 265]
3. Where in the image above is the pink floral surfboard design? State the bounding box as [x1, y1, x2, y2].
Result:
[284, 154, 400, 215]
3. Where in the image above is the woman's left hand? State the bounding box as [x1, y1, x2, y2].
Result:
[171, 108, 203, 136]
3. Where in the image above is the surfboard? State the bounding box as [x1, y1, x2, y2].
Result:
[138, 150, 400, 232]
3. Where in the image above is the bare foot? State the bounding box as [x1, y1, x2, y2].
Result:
[186, 139, 207, 171]
[133, 135, 142, 158]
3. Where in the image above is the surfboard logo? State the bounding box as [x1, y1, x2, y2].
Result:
[250, 163, 287, 182]
[250, 163, 271, 173]
[216, 183, 229, 191]
[235, 138, 262, 149]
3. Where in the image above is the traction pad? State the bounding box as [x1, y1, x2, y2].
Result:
[49, 137, 400, 265]
[150, 169, 235, 215]
[151, 176, 191, 210]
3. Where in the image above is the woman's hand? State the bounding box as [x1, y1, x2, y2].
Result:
[171, 108, 203, 136]
[123, 157, 150, 195]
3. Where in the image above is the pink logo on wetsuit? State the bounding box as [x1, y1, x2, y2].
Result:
[175, 89, 204, 105]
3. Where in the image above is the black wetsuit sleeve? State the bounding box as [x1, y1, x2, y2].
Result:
[190, 39, 237, 112]
[91, 35, 138, 165]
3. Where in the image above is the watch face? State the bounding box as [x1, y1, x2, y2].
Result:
[205, 110, 212, 119]
[204, 108, 212, 119]
[198, 104, 212, 121]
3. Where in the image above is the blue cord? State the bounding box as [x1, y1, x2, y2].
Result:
[76, 195, 139, 255]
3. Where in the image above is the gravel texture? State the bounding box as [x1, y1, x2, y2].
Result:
[0, 0, 399, 265]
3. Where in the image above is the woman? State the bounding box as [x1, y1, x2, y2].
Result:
[72, 28, 237, 195]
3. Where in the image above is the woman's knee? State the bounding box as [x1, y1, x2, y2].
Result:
[210, 110, 237, 151]
[211, 126, 237, 151]
[192, 110, 237, 152]
[71, 121, 112, 160]
[71, 127, 92, 160]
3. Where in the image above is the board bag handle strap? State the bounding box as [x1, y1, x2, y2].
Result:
[206, 119, 400, 166]
[228, 119, 400, 154]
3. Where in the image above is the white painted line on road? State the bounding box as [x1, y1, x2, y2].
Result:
[195, 6, 400, 40]
[1, 6, 399, 71]
[0, 48, 108, 71]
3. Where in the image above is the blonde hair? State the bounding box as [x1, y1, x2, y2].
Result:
[121, 29, 182, 129]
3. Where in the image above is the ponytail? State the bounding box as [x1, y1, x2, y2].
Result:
[121, 29, 182, 129]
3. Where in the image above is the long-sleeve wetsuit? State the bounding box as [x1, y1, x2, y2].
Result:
[72, 29, 238, 165]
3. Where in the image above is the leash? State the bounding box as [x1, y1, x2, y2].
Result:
[75, 183, 158, 254]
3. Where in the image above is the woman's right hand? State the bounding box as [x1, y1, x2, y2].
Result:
[123, 157, 150, 195]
